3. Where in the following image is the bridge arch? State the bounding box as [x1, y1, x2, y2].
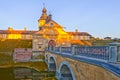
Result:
[48, 55, 57, 71]
[58, 61, 76, 80]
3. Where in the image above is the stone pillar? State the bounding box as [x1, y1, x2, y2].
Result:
[49, 46, 53, 51]
[108, 41, 120, 63]
[72, 45, 77, 55]
[59, 46, 62, 54]
[53, 46, 55, 52]
[56, 71, 61, 80]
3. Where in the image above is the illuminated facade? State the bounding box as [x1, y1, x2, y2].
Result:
[33, 7, 71, 52]
[0, 27, 36, 39]
[32, 7, 92, 52]
[0, 6, 92, 51]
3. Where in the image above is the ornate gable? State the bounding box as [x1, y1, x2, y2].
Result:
[44, 20, 62, 28]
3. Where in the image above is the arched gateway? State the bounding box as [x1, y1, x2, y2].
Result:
[48, 40, 56, 50]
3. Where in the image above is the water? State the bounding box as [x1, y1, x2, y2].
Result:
[0, 67, 56, 80]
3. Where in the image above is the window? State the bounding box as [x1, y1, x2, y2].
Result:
[50, 23, 54, 26]
[39, 46, 41, 49]
[50, 30, 54, 34]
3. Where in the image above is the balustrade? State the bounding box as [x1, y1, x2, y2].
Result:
[48, 41, 120, 63]
[51, 46, 109, 60]
[75, 46, 109, 60]
[61, 47, 72, 54]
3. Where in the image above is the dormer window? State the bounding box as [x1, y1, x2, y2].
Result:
[50, 23, 54, 26]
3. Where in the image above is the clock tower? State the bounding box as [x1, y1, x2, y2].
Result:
[38, 7, 47, 30]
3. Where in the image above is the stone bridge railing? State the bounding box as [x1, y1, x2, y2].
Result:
[55, 46, 109, 60]
[49, 41, 120, 63]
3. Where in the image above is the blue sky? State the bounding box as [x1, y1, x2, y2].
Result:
[0, 0, 120, 38]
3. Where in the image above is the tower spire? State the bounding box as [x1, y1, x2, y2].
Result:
[40, 3, 47, 20]
[38, 4, 48, 30]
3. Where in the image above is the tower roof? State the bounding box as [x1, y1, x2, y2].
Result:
[39, 7, 47, 20]
[42, 7, 47, 13]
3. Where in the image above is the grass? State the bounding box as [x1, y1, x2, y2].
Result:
[0, 39, 32, 52]
[43, 77, 58, 80]
[0, 52, 13, 67]
[90, 40, 113, 46]
[82, 40, 119, 46]
[0, 52, 45, 67]
[0, 52, 47, 71]
[34, 54, 45, 60]
[14, 62, 48, 71]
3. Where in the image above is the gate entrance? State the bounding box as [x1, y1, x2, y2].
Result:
[48, 40, 56, 50]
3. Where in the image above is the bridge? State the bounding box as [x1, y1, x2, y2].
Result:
[45, 42, 120, 80]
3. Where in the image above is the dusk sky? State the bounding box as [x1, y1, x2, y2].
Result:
[0, 0, 120, 38]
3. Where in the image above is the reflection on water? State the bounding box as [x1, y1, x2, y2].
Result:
[0, 67, 55, 80]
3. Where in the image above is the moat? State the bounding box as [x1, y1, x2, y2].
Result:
[0, 67, 56, 80]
